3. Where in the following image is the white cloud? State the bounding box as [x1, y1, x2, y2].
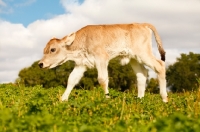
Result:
[0, 70, 18, 83]
[0, 0, 13, 14]
[0, 0, 6, 7]
[0, 21, 35, 48]
[14, 0, 36, 7]
[0, 0, 200, 83]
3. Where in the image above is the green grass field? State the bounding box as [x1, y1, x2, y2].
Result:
[0, 83, 200, 132]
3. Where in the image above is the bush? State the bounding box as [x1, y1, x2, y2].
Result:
[166, 52, 200, 92]
[17, 58, 136, 90]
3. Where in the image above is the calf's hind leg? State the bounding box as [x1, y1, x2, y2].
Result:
[95, 58, 110, 98]
[156, 60, 168, 102]
[130, 59, 148, 98]
[142, 56, 168, 102]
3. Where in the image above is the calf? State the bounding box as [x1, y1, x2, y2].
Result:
[38, 23, 168, 102]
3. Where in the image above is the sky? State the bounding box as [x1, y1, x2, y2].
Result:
[0, 0, 200, 83]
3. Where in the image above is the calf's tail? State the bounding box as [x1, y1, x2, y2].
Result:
[144, 23, 166, 61]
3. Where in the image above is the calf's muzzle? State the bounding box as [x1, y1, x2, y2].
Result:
[38, 63, 43, 68]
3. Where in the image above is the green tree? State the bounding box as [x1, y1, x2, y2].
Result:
[108, 58, 136, 92]
[17, 57, 137, 90]
[166, 52, 200, 92]
[146, 78, 159, 94]
[17, 61, 75, 88]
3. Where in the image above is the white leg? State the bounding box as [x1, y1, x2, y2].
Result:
[61, 65, 86, 101]
[157, 60, 168, 102]
[136, 73, 147, 98]
[141, 57, 168, 102]
[130, 59, 148, 98]
[95, 60, 110, 98]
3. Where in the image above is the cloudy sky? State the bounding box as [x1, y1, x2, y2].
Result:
[0, 0, 200, 83]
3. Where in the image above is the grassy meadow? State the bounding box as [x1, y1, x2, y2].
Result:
[0, 83, 200, 132]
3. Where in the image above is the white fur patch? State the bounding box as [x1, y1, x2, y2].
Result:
[120, 57, 130, 65]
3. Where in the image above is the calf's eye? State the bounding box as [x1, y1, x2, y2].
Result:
[51, 48, 56, 52]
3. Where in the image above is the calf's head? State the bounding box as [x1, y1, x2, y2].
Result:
[38, 33, 76, 69]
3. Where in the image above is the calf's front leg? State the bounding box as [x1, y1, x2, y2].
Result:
[61, 65, 86, 101]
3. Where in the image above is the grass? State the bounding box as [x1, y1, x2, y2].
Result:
[0, 83, 200, 132]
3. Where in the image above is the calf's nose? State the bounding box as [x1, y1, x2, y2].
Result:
[38, 63, 43, 68]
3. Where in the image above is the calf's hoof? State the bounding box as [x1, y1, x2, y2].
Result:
[162, 97, 168, 103]
[105, 93, 110, 99]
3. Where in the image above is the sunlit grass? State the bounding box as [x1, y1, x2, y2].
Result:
[0, 83, 200, 132]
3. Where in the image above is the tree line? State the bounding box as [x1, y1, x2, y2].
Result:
[16, 52, 200, 93]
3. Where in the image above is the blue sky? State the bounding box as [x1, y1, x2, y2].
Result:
[0, 0, 200, 83]
[0, 0, 83, 27]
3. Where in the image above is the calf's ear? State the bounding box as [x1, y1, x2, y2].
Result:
[64, 33, 76, 46]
